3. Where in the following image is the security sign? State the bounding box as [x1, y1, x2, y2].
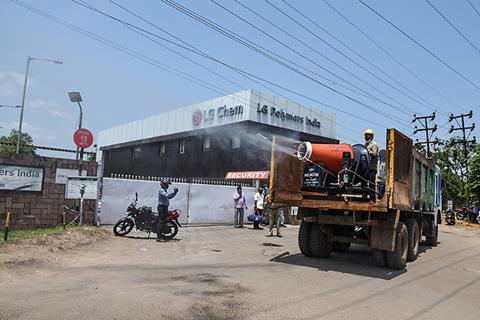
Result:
[73, 128, 94, 149]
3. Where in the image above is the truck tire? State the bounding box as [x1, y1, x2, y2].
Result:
[332, 242, 350, 252]
[386, 222, 408, 270]
[310, 224, 332, 258]
[372, 249, 387, 268]
[298, 220, 312, 257]
[406, 219, 420, 262]
[425, 225, 438, 247]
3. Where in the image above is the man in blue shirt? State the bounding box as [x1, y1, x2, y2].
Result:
[157, 179, 178, 241]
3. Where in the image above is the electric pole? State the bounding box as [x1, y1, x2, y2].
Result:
[448, 110, 476, 174]
[413, 112, 438, 158]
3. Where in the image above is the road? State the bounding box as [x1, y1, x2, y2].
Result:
[1, 224, 480, 320]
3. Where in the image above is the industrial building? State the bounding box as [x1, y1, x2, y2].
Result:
[97, 89, 338, 178]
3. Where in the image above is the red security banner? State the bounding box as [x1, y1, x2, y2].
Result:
[225, 171, 269, 180]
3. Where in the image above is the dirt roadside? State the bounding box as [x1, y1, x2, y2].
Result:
[0, 227, 112, 275]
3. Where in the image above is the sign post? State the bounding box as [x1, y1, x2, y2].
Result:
[73, 127, 93, 176]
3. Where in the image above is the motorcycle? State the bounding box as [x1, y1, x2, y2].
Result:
[113, 193, 182, 239]
[455, 207, 468, 220]
[444, 209, 455, 225]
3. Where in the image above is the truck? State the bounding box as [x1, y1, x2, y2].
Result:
[268, 129, 442, 269]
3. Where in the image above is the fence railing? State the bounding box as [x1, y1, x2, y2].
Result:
[108, 173, 254, 187]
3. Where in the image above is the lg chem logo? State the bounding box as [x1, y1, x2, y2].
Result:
[192, 108, 202, 126]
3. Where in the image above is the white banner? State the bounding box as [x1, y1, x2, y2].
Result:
[100, 179, 189, 225]
[66, 176, 98, 199]
[0, 164, 44, 191]
[99, 178, 256, 225]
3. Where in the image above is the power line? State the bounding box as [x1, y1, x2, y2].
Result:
[425, 0, 480, 55]
[154, 0, 410, 126]
[220, 0, 415, 117]
[412, 112, 438, 157]
[280, 0, 442, 115]
[322, 0, 465, 113]
[467, 0, 480, 18]
[265, 0, 438, 114]
[357, 0, 480, 91]
[10, 0, 361, 143]
[73, 0, 408, 128]
[105, 0, 362, 137]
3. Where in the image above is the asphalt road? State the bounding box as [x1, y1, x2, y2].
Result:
[1, 224, 480, 320]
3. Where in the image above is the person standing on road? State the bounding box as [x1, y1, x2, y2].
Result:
[364, 129, 379, 199]
[253, 187, 265, 230]
[157, 180, 178, 242]
[233, 186, 247, 228]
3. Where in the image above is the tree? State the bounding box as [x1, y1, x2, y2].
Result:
[434, 137, 477, 206]
[0, 129, 36, 155]
[466, 145, 480, 204]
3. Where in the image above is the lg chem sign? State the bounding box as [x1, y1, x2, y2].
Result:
[192, 104, 244, 126]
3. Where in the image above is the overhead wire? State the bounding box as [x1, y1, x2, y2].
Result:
[92, 0, 363, 138]
[265, 0, 439, 114]
[357, 0, 480, 91]
[70, 0, 405, 129]
[425, 0, 480, 55]
[154, 0, 411, 127]
[214, 0, 415, 118]
[467, 0, 480, 18]
[11, 0, 360, 143]
[322, 0, 466, 113]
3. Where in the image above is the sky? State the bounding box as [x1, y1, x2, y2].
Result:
[1, 0, 479, 158]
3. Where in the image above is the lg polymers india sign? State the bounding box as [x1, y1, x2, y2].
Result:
[0, 164, 44, 192]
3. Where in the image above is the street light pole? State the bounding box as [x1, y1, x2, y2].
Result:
[15, 56, 63, 154]
[16, 56, 31, 154]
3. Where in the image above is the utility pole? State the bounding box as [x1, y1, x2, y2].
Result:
[448, 110, 476, 212]
[413, 112, 438, 158]
[449, 110, 476, 174]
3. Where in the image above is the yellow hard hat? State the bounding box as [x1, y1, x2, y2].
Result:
[364, 129, 374, 135]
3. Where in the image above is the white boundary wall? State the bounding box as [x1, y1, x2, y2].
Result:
[100, 178, 256, 225]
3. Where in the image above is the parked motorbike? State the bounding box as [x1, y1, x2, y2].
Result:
[444, 209, 455, 225]
[113, 193, 182, 239]
[455, 207, 468, 220]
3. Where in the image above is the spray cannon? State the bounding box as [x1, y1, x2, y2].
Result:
[297, 142, 371, 190]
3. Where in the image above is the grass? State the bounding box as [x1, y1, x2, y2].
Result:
[0, 225, 81, 244]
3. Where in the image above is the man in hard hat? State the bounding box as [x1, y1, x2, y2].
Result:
[364, 129, 379, 199]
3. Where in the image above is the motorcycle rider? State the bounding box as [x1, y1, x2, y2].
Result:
[364, 129, 379, 199]
[157, 179, 178, 242]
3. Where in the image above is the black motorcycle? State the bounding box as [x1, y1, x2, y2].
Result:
[445, 209, 455, 225]
[113, 193, 182, 239]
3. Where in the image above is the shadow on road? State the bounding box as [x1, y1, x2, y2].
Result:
[270, 245, 406, 280]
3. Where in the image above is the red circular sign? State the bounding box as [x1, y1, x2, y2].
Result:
[73, 128, 94, 148]
[192, 109, 202, 126]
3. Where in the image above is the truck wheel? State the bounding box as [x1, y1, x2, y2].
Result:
[310, 224, 332, 258]
[298, 220, 312, 257]
[425, 225, 438, 247]
[406, 219, 420, 262]
[332, 242, 350, 252]
[372, 249, 387, 268]
[386, 222, 408, 270]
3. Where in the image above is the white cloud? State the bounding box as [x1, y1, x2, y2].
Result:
[48, 109, 73, 118]
[30, 99, 51, 109]
[0, 71, 24, 96]
[1, 121, 58, 142]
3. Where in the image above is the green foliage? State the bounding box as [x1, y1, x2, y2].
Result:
[0, 129, 36, 155]
[466, 145, 480, 204]
[434, 137, 478, 206]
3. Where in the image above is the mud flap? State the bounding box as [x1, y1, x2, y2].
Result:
[370, 209, 400, 252]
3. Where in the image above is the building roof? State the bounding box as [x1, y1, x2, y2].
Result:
[97, 89, 336, 150]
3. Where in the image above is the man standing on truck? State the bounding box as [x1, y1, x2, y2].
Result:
[364, 129, 379, 199]
[157, 179, 178, 242]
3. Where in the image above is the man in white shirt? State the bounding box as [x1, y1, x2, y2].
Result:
[253, 188, 265, 230]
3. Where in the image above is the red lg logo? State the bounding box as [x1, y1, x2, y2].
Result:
[192, 109, 202, 126]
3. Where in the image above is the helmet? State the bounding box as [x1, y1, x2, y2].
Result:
[364, 129, 374, 135]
